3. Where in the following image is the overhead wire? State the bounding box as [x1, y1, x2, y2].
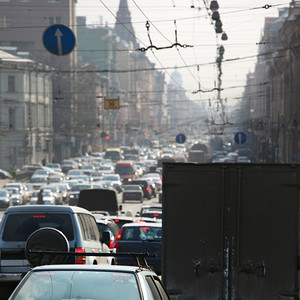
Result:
[98, 0, 187, 92]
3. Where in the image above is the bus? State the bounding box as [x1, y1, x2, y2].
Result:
[104, 148, 123, 162]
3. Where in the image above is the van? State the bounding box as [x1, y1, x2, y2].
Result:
[0, 205, 113, 285]
[115, 160, 136, 183]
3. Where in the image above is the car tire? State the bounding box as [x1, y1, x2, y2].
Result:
[25, 227, 70, 267]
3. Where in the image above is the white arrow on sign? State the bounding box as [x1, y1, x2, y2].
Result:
[54, 28, 63, 56]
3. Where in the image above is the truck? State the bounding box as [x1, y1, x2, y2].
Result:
[115, 160, 136, 183]
[162, 163, 300, 300]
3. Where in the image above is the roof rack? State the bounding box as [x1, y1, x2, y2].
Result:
[28, 251, 157, 271]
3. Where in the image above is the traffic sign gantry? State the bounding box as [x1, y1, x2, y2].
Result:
[43, 24, 76, 56]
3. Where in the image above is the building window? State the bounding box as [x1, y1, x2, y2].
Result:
[9, 108, 16, 129]
[49, 16, 61, 25]
[0, 16, 10, 28]
[0, 0, 10, 2]
[48, 0, 61, 3]
[20, 0, 31, 2]
[8, 76, 16, 92]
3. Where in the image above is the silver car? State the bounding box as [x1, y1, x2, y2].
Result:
[9, 264, 170, 300]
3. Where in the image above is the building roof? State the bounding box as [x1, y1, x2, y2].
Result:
[0, 49, 34, 63]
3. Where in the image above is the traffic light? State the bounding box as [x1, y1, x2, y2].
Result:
[105, 135, 110, 141]
[144, 132, 147, 136]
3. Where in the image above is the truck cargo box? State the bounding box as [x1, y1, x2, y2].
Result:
[162, 163, 300, 300]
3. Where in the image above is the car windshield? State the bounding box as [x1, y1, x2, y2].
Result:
[11, 270, 141, 300]
[115, 167, 133, 174]
[2, 214, 74, 241]
[0, 190, 7, 196]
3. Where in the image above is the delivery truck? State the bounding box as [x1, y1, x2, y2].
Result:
[162, 163, 300, 300]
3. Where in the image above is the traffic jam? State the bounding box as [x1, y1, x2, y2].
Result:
[0, 144, 181, 299]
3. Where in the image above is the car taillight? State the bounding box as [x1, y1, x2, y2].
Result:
[157, 182, 162, 186]
[115, 227, 123, 252]
[75, 248, 86, 264]
[109, 239, 115, 249]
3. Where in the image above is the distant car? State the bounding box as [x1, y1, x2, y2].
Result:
[46, 163, 62, 173]
[0, 169, 12, 179]
[0, 189, 10, 208]
[102, 174, 123, 193]
[3, 183, 27, 205]
[6, 188, 22, 206]
[34, 189, 56, 205]
[40, 184, 63, 205]
[140, 210, 162, 221]
[93, 215, 120, 250]
[141, 177, 157, 198]
[122, 185, 143, 203]
[8, 264, 170, 300]
[115, 222, 163, 275]
[129, 179, 152, 200]
[69, 183, 94, 206]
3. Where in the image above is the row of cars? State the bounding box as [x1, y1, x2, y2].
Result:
[0, 196, 166, 299]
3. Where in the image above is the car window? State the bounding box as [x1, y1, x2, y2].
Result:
[78, 214, 100, 241]
[121, 226, 162, 241]
[2, 214, 74, 241]
[11, 270, 141, 300]
[145, 275, 169, 300]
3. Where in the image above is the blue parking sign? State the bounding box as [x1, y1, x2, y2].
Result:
[43, 24, 76, 56]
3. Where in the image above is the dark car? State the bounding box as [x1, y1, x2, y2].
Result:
[0, 189, 10, 208]
[129, 180, 152, 200]
[93, 215, 120, 250]
[122, 185, 143, 203]
[115, 222, 162, 275]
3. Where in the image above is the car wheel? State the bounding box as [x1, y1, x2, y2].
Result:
[25, 227, 70, 267]
[140, 198, 143, 203]
[147, 195, 151, 200]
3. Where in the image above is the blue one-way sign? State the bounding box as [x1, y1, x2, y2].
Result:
[43, 24, 76, 56]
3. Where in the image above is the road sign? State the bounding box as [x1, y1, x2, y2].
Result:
[176, 133, 186, 144]
[35, 145, 42, 152]
[234, 132, 247, 144]
[43, 24, 76, 56]
[104, 98, 120, 110]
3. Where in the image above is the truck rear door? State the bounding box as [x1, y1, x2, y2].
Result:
[162, 163, 299, 300]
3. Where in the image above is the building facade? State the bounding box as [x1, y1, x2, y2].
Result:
[0, 49, 53, 170]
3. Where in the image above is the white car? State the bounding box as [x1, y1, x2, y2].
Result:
[9, 264, 170, 300]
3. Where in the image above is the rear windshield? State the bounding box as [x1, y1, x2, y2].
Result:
[2, 213, 74, 241]
[11, 270, 141, 300]
[121, 226, 162, 241]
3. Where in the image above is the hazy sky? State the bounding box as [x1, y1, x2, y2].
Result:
[76, 0, 290, 109]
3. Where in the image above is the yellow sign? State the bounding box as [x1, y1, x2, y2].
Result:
[104, 98, 120, 110]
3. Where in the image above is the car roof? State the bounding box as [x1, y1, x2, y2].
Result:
[4, 205, 91, 214]
[122, 222, 162, 228]
[29, 264, 155, 274]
